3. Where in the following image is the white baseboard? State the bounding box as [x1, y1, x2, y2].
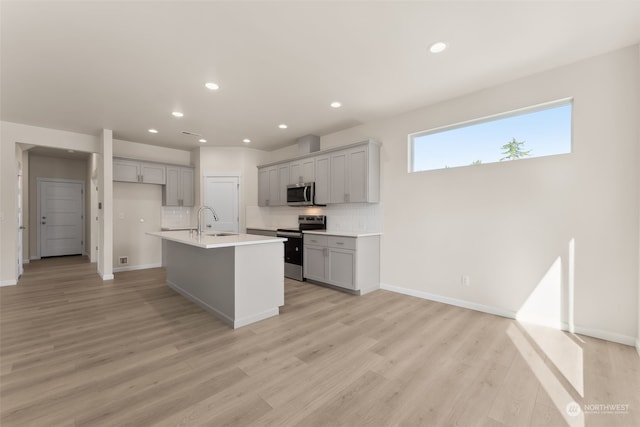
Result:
[23, 259, 30, 264]
[380, 283, 516, 319]
[0, 280, 17, 287]
[30, 256, 41, 261]
[101, 274, 114, 280]
[113, 263, 162, 273]
[380, 282, 637, 347]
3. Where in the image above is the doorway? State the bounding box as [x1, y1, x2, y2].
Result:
[37, 178, 85, 258]
[203, 176, 239, 233]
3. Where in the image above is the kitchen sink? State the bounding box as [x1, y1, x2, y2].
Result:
[206, 232, 238, 237]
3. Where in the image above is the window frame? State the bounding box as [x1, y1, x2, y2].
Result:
[408, 97, 574, 173]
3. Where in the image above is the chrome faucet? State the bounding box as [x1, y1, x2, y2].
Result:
[196, 205, 219, 236]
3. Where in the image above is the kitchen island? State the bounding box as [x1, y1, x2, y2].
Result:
[148, 230, 286, 328]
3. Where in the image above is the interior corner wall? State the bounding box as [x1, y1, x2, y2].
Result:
[321, 45, 640, 343]
[197, 146, 268, 231]
[113, 182, 162, 270]
[28, 154, 88, 259]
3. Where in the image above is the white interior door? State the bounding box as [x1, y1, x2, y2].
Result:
[39, 179, 84, 257]
[204, 176, 239, 233]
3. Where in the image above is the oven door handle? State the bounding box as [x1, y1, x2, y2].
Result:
[277, 231, 303, 238]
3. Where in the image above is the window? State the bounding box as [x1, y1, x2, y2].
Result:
[409, 99, 572, 172]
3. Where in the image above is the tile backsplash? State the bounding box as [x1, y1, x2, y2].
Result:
[161, 206, 194, 228]
[246, 203, 382, 232]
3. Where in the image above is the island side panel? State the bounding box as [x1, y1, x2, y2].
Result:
[165, 240, 236, 326]
[233, 242, 285, 328]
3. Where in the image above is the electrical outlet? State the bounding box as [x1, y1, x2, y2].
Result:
[461, 275, 470, 287]
[119, 256, 128, 265]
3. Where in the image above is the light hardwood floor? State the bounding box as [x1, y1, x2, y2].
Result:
[1, 256, 638, 426]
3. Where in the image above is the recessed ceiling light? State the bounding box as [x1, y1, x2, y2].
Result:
[278, 124, 288, 129]
[429, 42, 447, 53]
[205, 82, 219, 91]
[148, 128, 158, 134]
[243, 138, 251, 144]
[330, 101, 342, 108]
[199, 138, 207, 143]
[172, 111, 184, 118]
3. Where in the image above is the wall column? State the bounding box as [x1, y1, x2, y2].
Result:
[98, 129, 114, 280]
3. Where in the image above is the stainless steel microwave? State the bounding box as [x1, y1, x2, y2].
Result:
[287, 182, 316, 206]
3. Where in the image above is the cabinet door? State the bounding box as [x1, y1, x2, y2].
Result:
[304, 245, 327, 282]
[180, 168, 194, 206]
[314, 155, 330, 205]
[113, 159, 140, 183]
[141, 163, 166, 184]
[327, 248, 356, 289]
[347, 147, 368, 203]
[301, 158, 315, 183]
[267, 167, 280, 206]
[290, 162, 302, 185]
[258, 168, 269, 207]
[277, 164, 290, 206]
[330, 150, 348, 203]
[164, 167, 180, 206]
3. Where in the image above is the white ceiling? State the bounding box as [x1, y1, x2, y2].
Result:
[2, 1, 640, 152]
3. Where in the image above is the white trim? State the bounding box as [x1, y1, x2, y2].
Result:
[571, 326, 636, 347]
[234, 308, 280, 328]
[113, 263, 162, 273]
[380, 282, 637, 347]
[30, 256, 41, 260]
[23, 259, 30, 264]
[101, 274, 114, 280]
[380, 283, 516, 319]
[0, 280, 18, 287]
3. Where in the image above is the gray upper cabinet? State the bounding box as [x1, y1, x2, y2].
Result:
[329, 142, 379, 204]
[314, 154, 330, 205]
[258, 165, 287, 207]
[289, 158, 315, 184]
[257, 140, 380, 206]
[113, 158, 166, 184]
[164, 166, 194, 207]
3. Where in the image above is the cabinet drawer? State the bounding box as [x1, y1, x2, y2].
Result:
[328, 236, 356, 250]
[304, 235, 328, 246]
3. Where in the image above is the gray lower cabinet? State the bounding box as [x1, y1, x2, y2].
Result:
[303, 234, 380, 294]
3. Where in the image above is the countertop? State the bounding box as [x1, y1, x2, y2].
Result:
[303, 230, 383, 238]
[148, 230, 286, 249]
[161, 226, 196, 231]
[245, 226, 280, 232]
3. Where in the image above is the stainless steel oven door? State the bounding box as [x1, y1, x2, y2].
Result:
[277, 230, 303, 281]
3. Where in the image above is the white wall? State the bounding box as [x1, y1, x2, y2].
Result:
[28, 154, 89, 259]
[113, 182, 162, 271]
[319, 46, 639, 344]
[113, 139, 192, 166]
[197, 147, 268, 232]
[0, 122, 100, 285]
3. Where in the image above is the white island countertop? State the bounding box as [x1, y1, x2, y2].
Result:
[148, 230, 286, 249]
[303, 230, 383, 238]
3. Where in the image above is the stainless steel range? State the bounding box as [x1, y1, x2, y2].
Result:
[277, 215, 326, 281]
